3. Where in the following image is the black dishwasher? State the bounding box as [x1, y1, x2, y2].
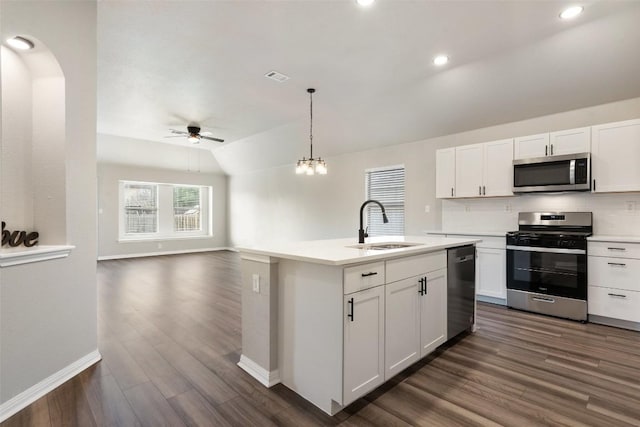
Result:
[447, 245, 476, 340]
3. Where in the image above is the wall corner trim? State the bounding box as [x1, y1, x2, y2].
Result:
[237, 354, 281, 388]
[0, 350, 102, 423]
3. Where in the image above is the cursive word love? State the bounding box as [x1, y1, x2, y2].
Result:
[2, 221, 39, 247]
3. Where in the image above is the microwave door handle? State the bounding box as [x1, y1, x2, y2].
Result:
[569, 159, 576, 185]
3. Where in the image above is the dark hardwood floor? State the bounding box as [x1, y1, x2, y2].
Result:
[3, 251, 640, 426]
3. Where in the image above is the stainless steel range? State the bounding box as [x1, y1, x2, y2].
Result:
[506, 212, 592, 322]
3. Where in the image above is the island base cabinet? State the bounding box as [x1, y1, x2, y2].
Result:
[384, 276, 420, 379]
[343, 285, 385, 406]
[420, 269, 447, 357]
[384, 269, 447, 381]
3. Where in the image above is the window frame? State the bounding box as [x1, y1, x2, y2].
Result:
[364, 165, 405, 238]
[118, 180, 213, 242]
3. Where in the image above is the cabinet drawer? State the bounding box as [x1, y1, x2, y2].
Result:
[386, 251, 446, 284]
[344, 262, 385, 295]
[589, 256, 640, 292]
[588, 286, 640, 323]
[589, 241, 640, 259]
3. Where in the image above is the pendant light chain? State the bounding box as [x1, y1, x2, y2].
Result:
[309, 89, 313, 160]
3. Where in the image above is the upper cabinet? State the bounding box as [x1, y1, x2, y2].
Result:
[592, 119, 640, 193]
[435, 147, 456, 199]
[453, 139, 514, 198]
[514, 127, 590, 160]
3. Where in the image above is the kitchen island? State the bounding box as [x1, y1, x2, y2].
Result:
[237, 235, 479, 415]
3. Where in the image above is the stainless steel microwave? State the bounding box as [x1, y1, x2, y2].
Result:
[513, 152, 590, 193]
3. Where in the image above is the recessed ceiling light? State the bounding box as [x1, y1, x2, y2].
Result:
[559, 6, 584, 20]
[356, 0, 375, 6]
[433, 55, 449, 66]
[6, 36, 34, 50]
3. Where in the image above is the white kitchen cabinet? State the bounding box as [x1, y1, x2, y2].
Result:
[419, 268, 447, 356]
[454, 140, 513, 198]
[343, 285, 385, 405]
[385, 253, 447, 380]
[435, 147, 456, 198]
[549, 127, 591, 156]
[384, 276, 420, 378]
[455, 144, 484, 198]
[514, 133, 549, 159]
[514, 128, 590, 160]
[588, 239, 640, 330]
[591, 119, 640, 193]
[476, 247, 507, 300]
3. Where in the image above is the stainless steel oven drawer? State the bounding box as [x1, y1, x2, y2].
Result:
[507, 289, 587, 321]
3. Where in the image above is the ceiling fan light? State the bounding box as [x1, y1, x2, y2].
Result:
[188, 134, 200, 143]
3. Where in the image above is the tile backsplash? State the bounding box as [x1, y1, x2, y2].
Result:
[442, 192, 640, 236]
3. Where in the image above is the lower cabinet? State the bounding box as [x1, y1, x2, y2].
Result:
[343, 285, 385, 406]
[384, 268, 447, 380]
[476, 247, 506, 300]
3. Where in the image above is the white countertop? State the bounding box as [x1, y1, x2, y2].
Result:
[237, 235, 480, 266]
[588, 235, 640, 243]
[425, 230, 508, 237]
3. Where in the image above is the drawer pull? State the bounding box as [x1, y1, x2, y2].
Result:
[361, 272, 378, 277]
[607, 247, 627, 251]
[607, 293, 627, 298]
[607, 262, 627, 267]
[347, 298, 354, 321]
[532, 297, 555, 304]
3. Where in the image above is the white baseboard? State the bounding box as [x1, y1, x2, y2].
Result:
[237, 355, 280, 388]
[0, 350, 102, 423]
[98, 247, 235, 261]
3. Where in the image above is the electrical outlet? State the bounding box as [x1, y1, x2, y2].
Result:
[424, 205, 430, 213]
[505, 204, 512, 212]
[626, 201, 636, 212]
[465, 206, 470, 212]
[157, 243, 162, 249]
[252, 274, 260, 293]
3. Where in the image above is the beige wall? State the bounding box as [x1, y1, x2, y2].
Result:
[229, 97, 640, 247]
[97, 162, 228, 258]
[0, 0, 98, 409]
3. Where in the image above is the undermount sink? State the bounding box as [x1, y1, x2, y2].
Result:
[347, 242, 423, 251]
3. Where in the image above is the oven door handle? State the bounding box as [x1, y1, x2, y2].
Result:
[506, 245, 586, 255]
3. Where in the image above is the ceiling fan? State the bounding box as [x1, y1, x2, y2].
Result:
[166, 125, 224, 144]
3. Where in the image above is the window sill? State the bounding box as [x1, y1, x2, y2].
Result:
[0, 245, 75, 268]
[118, 235, 214, 243]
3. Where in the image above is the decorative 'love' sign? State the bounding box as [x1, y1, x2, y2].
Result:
[1, 221, 39, 247]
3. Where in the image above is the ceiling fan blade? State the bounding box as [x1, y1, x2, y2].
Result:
[201, 135, 225, 143]
[169, 129, 188, 135]
[200, 131, 213, 136]
[164, 135, 185, 138]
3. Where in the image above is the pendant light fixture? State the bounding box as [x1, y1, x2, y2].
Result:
[296, 88, 327, 175]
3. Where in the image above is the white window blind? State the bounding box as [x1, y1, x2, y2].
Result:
[366, 166, 405, 237]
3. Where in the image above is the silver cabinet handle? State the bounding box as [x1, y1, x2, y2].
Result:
[532, 297, 555, 303]
[608, 293, 627, 298]
[607, 247, 626, 251]
[607, 262, 626, 267]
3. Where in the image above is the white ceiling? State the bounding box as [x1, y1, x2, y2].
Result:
[97, 0, 640, 174]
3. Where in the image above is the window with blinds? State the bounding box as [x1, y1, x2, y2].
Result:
[366, 166, 405, 237]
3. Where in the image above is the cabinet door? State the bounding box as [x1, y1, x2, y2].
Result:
[455, 144, 484, 198]
[385, 276, 420, 380]
[483, 139, 514, 197]
[436, 148, 456, 198]
[420, 268, 447, 357]
[549, 127, 590, 156]
[476, 247, 506, 299]
[514, 133, 549, 159]
[592, 119, 640, 193]
[343, 286, 385, 405]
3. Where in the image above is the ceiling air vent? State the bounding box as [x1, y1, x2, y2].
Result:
[264, 70, 290, 83]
